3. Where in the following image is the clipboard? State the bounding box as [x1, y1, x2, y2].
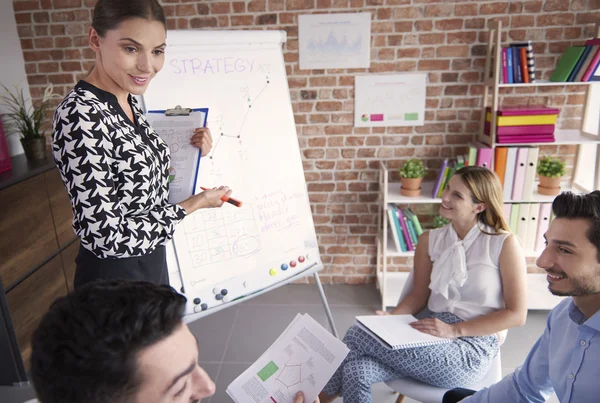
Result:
[145, 106, 209, 205]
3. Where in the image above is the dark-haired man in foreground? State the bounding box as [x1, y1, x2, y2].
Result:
[444, 191, 600, 403]
[30, 280, 316, 403]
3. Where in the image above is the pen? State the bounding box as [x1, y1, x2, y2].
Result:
[199, 186, 243, 207]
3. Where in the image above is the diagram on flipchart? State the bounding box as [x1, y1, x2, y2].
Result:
[143, 34, 322, 310]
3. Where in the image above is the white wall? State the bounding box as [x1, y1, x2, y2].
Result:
[0, 1, 30, 156]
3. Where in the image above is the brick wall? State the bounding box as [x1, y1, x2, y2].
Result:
[11, 0, 600, 283]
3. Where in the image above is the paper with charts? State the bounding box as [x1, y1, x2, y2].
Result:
[354, 73, 426, 127]
[227, 314, 349, 403]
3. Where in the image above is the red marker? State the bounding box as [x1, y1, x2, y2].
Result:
[199, 187, 243, 208]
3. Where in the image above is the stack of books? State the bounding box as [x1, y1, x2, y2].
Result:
[501, 41, 536, 84]
[550, 38, 600, 82]
[485, 106, 559, 144]
[431, 142, 494, 199]
[387, 207, 423, 253]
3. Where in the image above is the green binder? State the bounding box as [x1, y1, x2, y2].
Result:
[550, 46, 586, 82]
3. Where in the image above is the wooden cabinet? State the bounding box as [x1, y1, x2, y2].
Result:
[6, 255, 69, 371]
[0, 175, 59, 288]
[0, 161, 78, 375]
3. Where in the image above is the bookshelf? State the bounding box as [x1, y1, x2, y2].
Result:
[479, 20, 600, 193]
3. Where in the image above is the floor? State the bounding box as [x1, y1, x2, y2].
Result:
[1, 284, 558, 403]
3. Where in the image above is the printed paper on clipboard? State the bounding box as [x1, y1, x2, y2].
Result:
[146, 108, 208, 204]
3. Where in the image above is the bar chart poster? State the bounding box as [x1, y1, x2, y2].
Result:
[298, 12, 371, 70]
[354, 73, 427, 127]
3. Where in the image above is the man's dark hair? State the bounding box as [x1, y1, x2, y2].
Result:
[92, 0, 166, 37]
[31, 280, 186, 403]
[552, 190, 600, 261]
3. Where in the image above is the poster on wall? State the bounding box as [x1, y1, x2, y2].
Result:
[298, 12, 371, 70]
[354, 73, 427, 127]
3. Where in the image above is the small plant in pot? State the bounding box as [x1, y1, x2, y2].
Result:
[537, 155, 566, 196]
[399, 158, 426, 197]
[0, 84, 58, 161]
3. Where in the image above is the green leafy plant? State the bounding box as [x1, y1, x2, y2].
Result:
[399, 159, 426, 179]
[536, 156, 566, 179]
[433, 215, 451, 228]
[0, 84, 58, 141]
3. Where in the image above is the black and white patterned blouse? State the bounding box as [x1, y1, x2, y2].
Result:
[52, 81, 186, 259]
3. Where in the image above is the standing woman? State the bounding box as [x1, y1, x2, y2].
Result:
[320, 166, 528, 403]
[52, 0, 229, 288]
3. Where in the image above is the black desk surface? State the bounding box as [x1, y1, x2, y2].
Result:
[0, 152, 55, 192]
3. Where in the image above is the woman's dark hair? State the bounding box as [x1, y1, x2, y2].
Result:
[30, 280, 187, 403]
[552, 190, 600, 262]
[92, 0, 166, 37]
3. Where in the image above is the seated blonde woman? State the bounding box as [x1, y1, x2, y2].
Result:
[320, 166, 527, 403]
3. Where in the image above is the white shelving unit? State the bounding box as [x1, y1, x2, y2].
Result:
[375, 21, 600, 311]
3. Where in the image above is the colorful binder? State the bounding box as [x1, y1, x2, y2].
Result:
[511, 147, 529, 201]
[387, 208, 404, 253]
[522, 147, 539, 201]
[503, 147, 518, 201]
[497, 135, 555, 144]
[516, 203, 531, 245]
[535, 203, 552, 253]
[494, 124, 555, 135]
[509, 203, 521, 234]
[405, 208, 424, 236]
[475, 144, 493, 169]
[487, 112, 558, 126]
[524, 203, 540, 252]
[494, 147, 508, 187]
[389, 206, 407, 252]
[494, 106, 560, 116]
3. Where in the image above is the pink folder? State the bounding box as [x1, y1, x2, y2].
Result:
[476, 145, 493, 169]
[396, 208, 413, 252]
[511, 148, 529, 200]
[497, 135, 555, 144]
[487, 105, 560, 116]
[535, 203, 552, 253]
[486, 123, 556, 135]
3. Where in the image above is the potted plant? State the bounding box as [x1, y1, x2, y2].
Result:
[0, 84, 58, 161]
[433, 214, 451, 228]
[537, 155, 566, 196]
[399, 158, 426, 197]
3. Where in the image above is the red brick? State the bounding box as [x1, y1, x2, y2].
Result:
[524, 1, 543, 12]
[455, 4, 477, 15]
[415, 20, 432, 31]
[316, 102, 342, 111]
[370, 62, 395, 72]
[424, 4, 453, 17]
[479, 2, 509, 14]
[435, 19, 463, 30]
[419, 33, 444, 44]
[27, 75, 47, 85]
[61, 61, 82, 71]
[396, 48, 420, 58]
[210, 2, 231, 13]
[418, 59, 450, 71]
[512, 15, 535, 28]
[34, 37, 54, 48]
[287, 0, 314, 10]
[49, 73, 75, 84]
[395, 21, 413, 32]
[396, 60, 417, 71]
[576, 12, 600, 24]
[53, 0, 82, 8]
[257, 13, 277, 25]
[13, 1, 40, 12]
[537, 13, 575, 26]
[393, 6, 422, 19]
[20, 39, 34, 50]
[447, 31, 477, 44]
[231, 15, 254, 25]
[377, 8, 392, 19]
[544, 0, 569, 11]
[15, 13, 32, 24]
[33, 11, 49, 23]
[310, 76, 336, 86]
[388, 35, 403, 46]
[190, 17, 218, 28]
[50, 25, 65, 35]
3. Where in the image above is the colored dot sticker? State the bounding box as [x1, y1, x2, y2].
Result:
[269, 269, 277, 276]
[290, 261, 297, 268]
[215, 294, 224, 301]
[193, 298, 201, 305]
[298, 256, 305, 263]
[221, 289, 228, 296]
[201, 303, 208, 311]
[281, 263, 289, 271]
